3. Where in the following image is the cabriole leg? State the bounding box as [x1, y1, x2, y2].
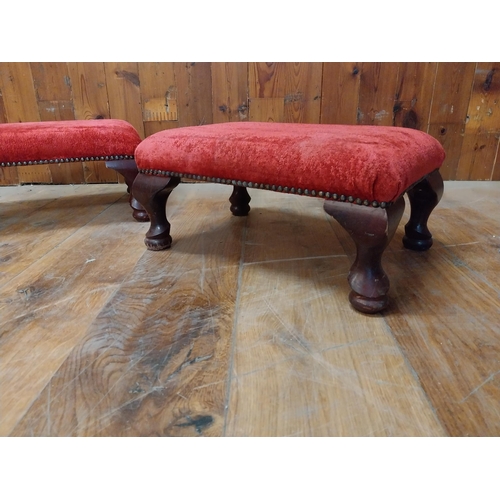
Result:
[106, 159, 149, 222]
[131, 173, 181, 250]
[324, 197, 405, 314]
[403, 169, 444, 251]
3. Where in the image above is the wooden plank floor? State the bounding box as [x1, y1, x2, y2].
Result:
[1, 181, 499, 436]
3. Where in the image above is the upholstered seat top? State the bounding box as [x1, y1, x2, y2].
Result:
[0, 119, 142, 166]
[135, 122, 445, 204]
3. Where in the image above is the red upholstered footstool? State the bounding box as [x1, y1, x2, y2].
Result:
[132, 122, 445, 313]
[0, 119, 148, 221]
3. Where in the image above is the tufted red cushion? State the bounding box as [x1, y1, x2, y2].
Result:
[135, 122, 445, 204]
[0, 119, 141, 165]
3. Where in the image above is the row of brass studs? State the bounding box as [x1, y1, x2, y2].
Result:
[138, 168, 390, 208]
[0, 154, 134, 167]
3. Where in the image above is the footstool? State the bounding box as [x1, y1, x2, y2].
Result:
[0, 119, 147, 221]
[132, 122, 445, 314]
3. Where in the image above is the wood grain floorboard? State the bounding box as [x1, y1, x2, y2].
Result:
[1, 181, 500, 436]
[11, 184, 245, 436]
[225, 189, 444, 436]
[225, 258, 445, 436]
[242, 189, 345, 263]
[0, 189, 145, 435]
[382, 198, 500, 436]
[0, 185, 128, 288]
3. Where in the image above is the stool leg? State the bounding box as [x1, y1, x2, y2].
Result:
[132, 173, 181, 250]
[403, 169, 444, 251]
[229, 186, 251, 216]
[105, 159, 149, 222]
[324, 197, 405, 314]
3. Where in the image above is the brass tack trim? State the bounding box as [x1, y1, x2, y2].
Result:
[0, 154, 135, 168]
[136, 168, 392, 207]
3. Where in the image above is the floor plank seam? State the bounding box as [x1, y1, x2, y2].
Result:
[380, 319, 449, 436]
[243, 254, 348, 266]
[222, 220, 248, 436]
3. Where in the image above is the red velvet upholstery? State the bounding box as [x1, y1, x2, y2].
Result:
[0, 119, 141, 165]
[135, 122, 445, 204]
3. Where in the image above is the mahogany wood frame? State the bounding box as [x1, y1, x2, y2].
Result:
[132, 170, 444, 314]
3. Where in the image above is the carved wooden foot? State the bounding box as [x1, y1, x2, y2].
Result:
[229, 186, 251, 216]
[131, 173, 181, 250]
[403, 169, 444, 251]
[324, 197, 405, 314]
[106, 159, 150, 222]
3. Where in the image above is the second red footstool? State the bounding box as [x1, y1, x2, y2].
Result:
[0, 119, 147, 221]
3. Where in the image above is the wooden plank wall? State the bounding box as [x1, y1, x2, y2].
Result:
[1, 62, 499, 185]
